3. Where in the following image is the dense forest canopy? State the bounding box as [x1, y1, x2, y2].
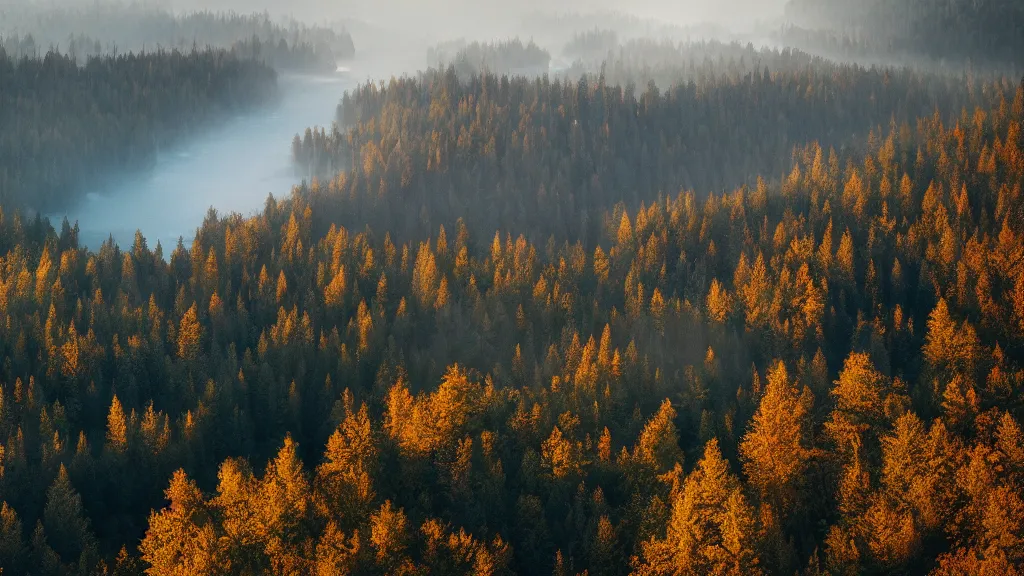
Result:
[0, 2, 1023, 575]
[0, 48, 278, 213]
[1, 64, 1023, 574]
[294, 41, 986, 245]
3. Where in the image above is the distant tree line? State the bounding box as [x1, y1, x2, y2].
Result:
[294, 42, 985, 246]
[519, 10, 732, 57]
[562, 29, 619, 62]
[0, 6, 355, 71]
[0, 48, 278, 213]
[428, 39, 551, 78]
[783, 0, 1024, 70]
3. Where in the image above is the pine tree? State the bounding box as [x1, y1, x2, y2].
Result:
[0, 502, 25, 574]
[257, 435, 312, 572]
[634, 440, 762, 575]
[369, 501, 411, 572]
[106, 394, 129, 454]
[140, 470, 225, 575]
[629, 399, 684, 479]
[542, 426, 584, 479]
[177, 303, 202, 361]
[43, 464, 98, 566]
[740, 360, 812, 513]
[706, 278, 733, 323]
[30, 520, 62, 576]
[316, 394, 377, 528]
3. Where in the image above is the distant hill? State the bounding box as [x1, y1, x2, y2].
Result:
[0, 5, 355, 71]
[783, 0, 1024, 67]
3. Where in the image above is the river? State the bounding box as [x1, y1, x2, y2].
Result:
[53, 72, 352, 251]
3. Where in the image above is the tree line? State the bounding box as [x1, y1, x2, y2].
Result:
[562, 29, 619, 63]
[0, 48, 278, 214]
[428, 39, 551, 78]
[782, 0, 1024, 70]
[0, 6, 355, 71]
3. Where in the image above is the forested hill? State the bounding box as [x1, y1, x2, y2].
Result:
[293, 44, 987, 245]
[782, 0, 1024, 69]
[0, 49, 277, 213]
[427, 39, 551, 76]
[0, 7, 354, 71]
[562, 29, 619, 62]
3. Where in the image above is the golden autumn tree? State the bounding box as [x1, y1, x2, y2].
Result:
[176, 303, 202, 361]
[213, 457, 265, 571]
[739, 360, 812, 513]
[325, 265, 347, 310]
[706, 278, 733, 324]
[923, 298, 982, 380]
[314, 520, 363, 575]
[256, 435, 312, 573]
[617, 212, 634, 249]
[634, 439, 762, 576]
[826, 351, 908, 459]
[315, 391, 377, 528]
[140, 470, 225, 575]
[369, 501, 414, 574]
[541, 425, 585, 480]
[626, 399, 684, 489]
[412, 242, 439, 309]
[106, 394, 128, 454]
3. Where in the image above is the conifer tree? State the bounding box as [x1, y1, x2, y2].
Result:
[177, 303, 202, 361]
[635, 440, 762, 575]
[740, 361, 812, 513]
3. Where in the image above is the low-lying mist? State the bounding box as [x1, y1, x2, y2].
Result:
[52, 73, 351, 250]
[156, 0, 789, 34]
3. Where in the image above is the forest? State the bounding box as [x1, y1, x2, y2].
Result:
[1, 1, 1024, 575]
[426, 40, 551, 77]
[0, 7, 354, 71]
[0, 48, 278, 214]
[781, 0, 1024, 70]
[295, 41, 986, 244]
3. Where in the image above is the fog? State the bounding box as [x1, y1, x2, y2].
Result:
[149, 0, 790, 53]
[52, 73, 351, 250]
[162, 0, 788, 33]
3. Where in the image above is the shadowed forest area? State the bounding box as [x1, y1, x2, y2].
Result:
[0, 1, 1023, 575]
[780, 0, 1024, 71]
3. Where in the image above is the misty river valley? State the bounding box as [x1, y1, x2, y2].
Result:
[4, 2, 1024, 574]
[52, 73, 351, 250]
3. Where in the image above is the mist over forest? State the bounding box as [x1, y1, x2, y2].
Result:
[0, 1, 1022, 575]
